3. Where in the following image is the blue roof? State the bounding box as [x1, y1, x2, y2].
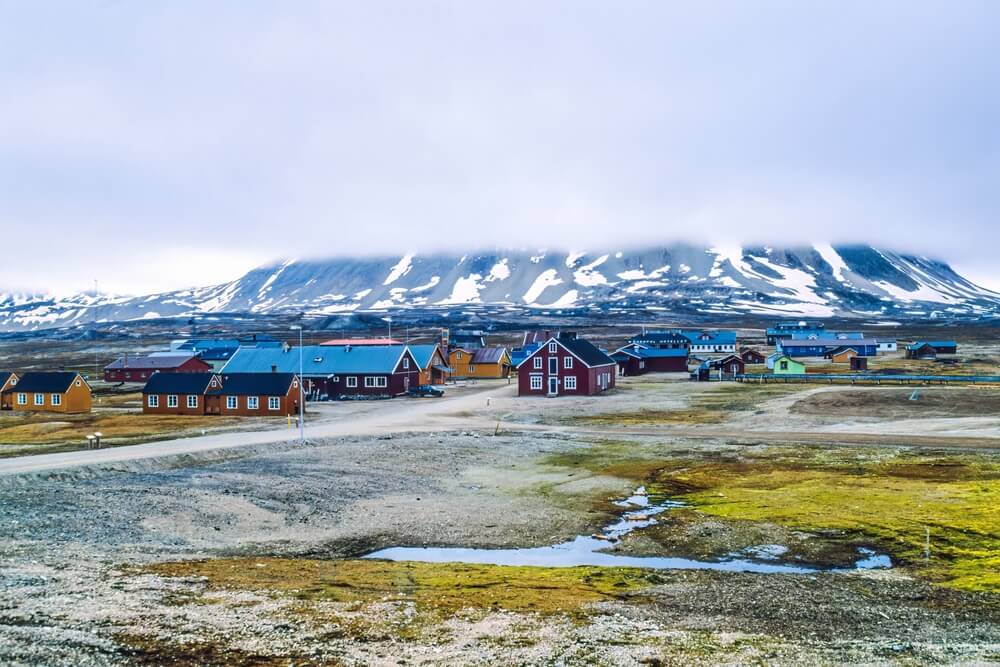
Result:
[176, 338, 240, 352]
[634, 348, 688, 359]
[909, 341, 957, 349]
[677, 330, 737, 345]
[222, 345, 408, 375]
[407, 344, 442, 368]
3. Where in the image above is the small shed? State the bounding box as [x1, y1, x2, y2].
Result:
[829, 346, 859, 364]
[772, 355, 805, 375]
[850, 356, 868, 371]
[739, 347, 766, 365]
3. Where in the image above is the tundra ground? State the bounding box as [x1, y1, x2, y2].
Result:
[1, 376, 999, 665]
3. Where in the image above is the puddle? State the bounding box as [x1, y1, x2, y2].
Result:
[364, 490, 893, 574]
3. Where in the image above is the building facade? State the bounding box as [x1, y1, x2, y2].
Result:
[516, 336, 616, 397]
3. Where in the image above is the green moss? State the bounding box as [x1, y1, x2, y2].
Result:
[146, 558, 663, 618]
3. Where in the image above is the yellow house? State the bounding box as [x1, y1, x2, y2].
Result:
[448, 347, 512, 379]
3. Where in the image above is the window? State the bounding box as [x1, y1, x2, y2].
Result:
[247, 396, 259, 410]
[548, 342, 557, 353]
[34, 393, 44, 406]
[563, 356, 573, 369]
[167, 395, 178, 408]
[75, 379, 81, 387]
[210, 379, 218, 388]
[346, 376, 358, 388]
[468, 365, 476, 374]
[456, 351, 463, 360]
[148, 395, 159, 408]
[268, 397, 280, 410]
[187, 395, 198, 408]
[17, 393, 26, 405]
[779, 361, 788, 370]
[364, 376, 388, 388]
[533, 357, 542, 369]
[51, 394, 62, 406]
[125, 372, 131, 379]
[403, 357, 410, 369]
[564, 376, 577, 390]
[530, 375, 543, 390]
[226, 396, 237, 410]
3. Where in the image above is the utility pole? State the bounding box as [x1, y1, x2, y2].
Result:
[291, 325, 305, 444]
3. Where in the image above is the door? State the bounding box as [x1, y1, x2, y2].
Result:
[547, 377, 558, 396]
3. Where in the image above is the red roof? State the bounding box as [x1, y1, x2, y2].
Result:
[319, 338, 402, 346]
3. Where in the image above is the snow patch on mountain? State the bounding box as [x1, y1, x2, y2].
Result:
[523, 269, 563, 304]
[383, 254, 415, 285]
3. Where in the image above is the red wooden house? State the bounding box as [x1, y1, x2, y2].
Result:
[516, 334, 616, 397]
[105, 353, 211, 383]
[142, 372, 301, 416]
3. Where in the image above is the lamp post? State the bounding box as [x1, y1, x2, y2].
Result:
[291, 325, 304, 443]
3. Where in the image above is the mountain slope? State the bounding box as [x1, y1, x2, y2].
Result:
[2, 245, 998, 331]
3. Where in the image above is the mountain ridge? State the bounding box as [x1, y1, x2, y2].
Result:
[2, 244, 998, 331]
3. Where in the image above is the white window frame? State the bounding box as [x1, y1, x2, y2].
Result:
[530, 375, 543, 390]
[533, 357, 542, 370]
[147, 395, 159, 408]
[403, 357, 410, 369]
[247, 396, 259, 410]
[268, 396, 280, 410]
[564, 376, 577, 390]
[563, 356, 573, 369]
[346, 376, 358, 388]
[187, 395, 198, 408]
[469, 365, 476, 374]
[548, 342, 557, 353]
[226, 396, 238, 410]
[34, 393, 44, 406]
[51, 394, 62, 406]
[364, 376, 388, 388]
[17, 392, 26, 406]
[167, 395, 178, 408]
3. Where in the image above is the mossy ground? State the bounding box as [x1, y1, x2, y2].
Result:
[146, 558, 663, 619]
[548, 441, 1000, 592]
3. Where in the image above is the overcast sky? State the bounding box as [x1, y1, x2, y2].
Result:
[1, 1, 997, 295]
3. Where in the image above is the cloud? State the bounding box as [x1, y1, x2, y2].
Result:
[0, 1, 997, 294]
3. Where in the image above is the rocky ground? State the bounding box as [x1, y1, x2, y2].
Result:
[1, 379, 999, 665]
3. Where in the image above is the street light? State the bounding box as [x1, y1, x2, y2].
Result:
[290, 325, 304, 443]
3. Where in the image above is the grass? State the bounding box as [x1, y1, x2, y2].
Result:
[146, 558, 662, 619]
[546, 441, 1000, 592]
[0, 412, 260, 452]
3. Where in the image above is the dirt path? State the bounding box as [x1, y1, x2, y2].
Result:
[0, 383, 510, 476]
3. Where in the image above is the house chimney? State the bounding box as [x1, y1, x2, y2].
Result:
[345, 344, 352, 353]
[271, 365, 277, 373]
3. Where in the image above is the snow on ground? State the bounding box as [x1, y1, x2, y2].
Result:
[256, 259, 295, 299]
[485, 259, 510, 282]
[522, 269, 563, 304]
[409, 276, 440, 292]
[354, 288, 372, 300]
[731, 299, 837, 317]
[813, 244, 850, 283]
[617, 264, 670, 281]
[872, 280, 956, 304]
[751, 256, 830, 306]
[573, 255, 610, 287]
[383, 254, 414, 285]
[565, 251, 586, 267]
[538, 289, 579, 308]
[439, 274, 485, 304]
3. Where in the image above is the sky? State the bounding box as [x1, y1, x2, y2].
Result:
[1, 1, 998, 295]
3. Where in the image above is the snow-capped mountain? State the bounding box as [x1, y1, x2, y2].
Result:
[2, 245, 999, 331]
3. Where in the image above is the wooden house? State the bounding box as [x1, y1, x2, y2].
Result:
[408, 344, 451, 385]
[104, 353, 212, 383]
[628, 331, 690, 351]
[828, 346, 859, 364]
[448, 346, 512, 379]
[0, 372, 18, 398]
[739, 347, 766, 365]
[516, 335, 616, 397]
[611, 344, 688, 375]
[771, 355, 805, 375]
[221, 344, 419, 399]
[710, 354, 745, 377]
[142, 372, 301, 416]
[850, 356, 868, 371]
[677, 330, 737, 354]
[906, 341, 957, 358]
[1, 372, 91, 413]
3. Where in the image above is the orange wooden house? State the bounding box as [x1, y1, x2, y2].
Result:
[1, 371, 92, 413]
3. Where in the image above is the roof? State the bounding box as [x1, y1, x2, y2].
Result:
[142, 372, 216, 395]
[471, 347, 510, 364]
[828, 346, 860, 356]
[197, 348, 236, 361]
[677, 330, 737, 345]
[222, 345, 409, 375]
[781, 338, 880, 348]
[173, 338, 240, 352]
[320, 338, 401, 346]
[8, 371, 84, 393]
[629, 331, 690, 344]
[518, 336, 615, 369]
[209, 373, 297, 396]
[910, 340, 957, 349]
[613, 346, 688, 360]
[407, 344, 443, 368]
[105, 354, 205, 371]
[0, 371, 16, 387]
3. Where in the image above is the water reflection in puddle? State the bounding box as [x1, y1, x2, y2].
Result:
[364, 490, 893, 574]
